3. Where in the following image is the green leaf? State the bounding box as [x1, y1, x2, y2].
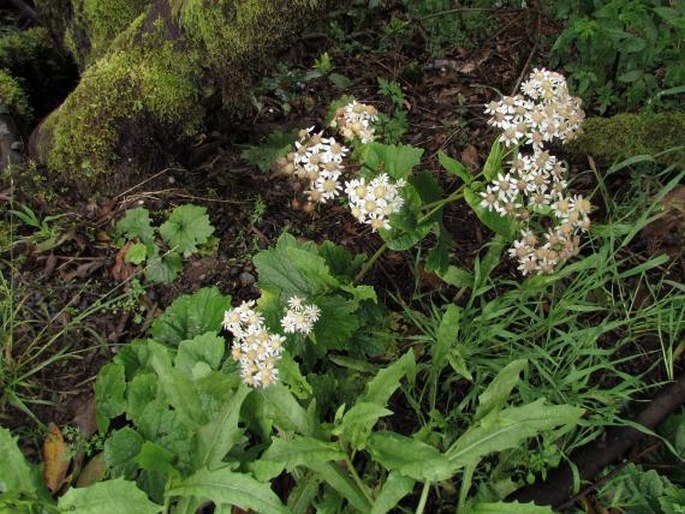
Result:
[334, 402, 393, 450]
[58, 477, 160, 514]
[261, 384, 313, 435]
[104, 428, 144, 477]
[368, 432, 457, 481]
[363, 143, 424, 180]
[313, 295, 359, 350]
[318, 241, 366, 280]
[262, 436, 346, 469]
[115, 207, 155, 243]
[125, 242, 147, 264]
[464, 185, 516, 239]
[95, 362, 127, 433]
[439, 151, 472, 184]
[136, 441, 179, 478]
[434, 304, 461, 373]
[482, 140, 502, 182]
[144, 250, 182, 284]
[307, 461, 372, 513]
[439, 265, 474, 288]
[175, 333, 225, 377]
[425, 232, 451, 274]
[370, 471, 415, 514]
[620, 37, 646, 53]
[618, 70, 643, 83]
[474, 359, 527, 422]
[150, 287, 231, 346]
[240, 129, 295, 173]
[362, 349, 415, 407]
[159, 204, 214, 257]
[194, 385, 250, 470]
[463, 500, 553, 513]
[168, 467, 286, 514]
[0, 428, 36, 495]
[446, 399, 584, 467]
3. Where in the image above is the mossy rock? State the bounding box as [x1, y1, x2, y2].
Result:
[35, 0, 337, 196]
[571, 112, 685, 169]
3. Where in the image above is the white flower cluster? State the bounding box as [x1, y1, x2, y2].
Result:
[345, 174, 406, 232]
[330, 100, 378, 143]
[223, 300, 284, 388]
[481, 68, 591, 276]
[485, 68, 584, 149]
[279, 127, 349, 204]
[280, 295, 321, 335]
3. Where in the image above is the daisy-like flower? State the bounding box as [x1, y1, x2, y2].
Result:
[281, 296, 321, 335]
[331, 100, 378, 143]
[345, 173, 406, 232]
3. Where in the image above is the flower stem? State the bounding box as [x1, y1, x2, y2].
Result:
[415, 481, 431, 514]
[354, 242, 388, 283]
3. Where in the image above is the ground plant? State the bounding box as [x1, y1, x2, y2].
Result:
[0, 1, 683, 513]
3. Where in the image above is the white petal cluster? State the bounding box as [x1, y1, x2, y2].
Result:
[280, 295, 321, 335]
[279, 127, 349, 204]
[345, 173, 406, 232]
[481, 69, 590, 276]
[485, 68, 584, 149]
[223, 301, 284, 388]
[330, 100, 378, 143]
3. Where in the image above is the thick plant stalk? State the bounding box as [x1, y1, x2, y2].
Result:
[510, 373, 685, 507]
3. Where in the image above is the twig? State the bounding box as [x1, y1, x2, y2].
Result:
[510, 5, 542, 96]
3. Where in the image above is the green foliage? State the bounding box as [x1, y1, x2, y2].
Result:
[0, 69, 32, 127]
[114, 204, 215, 284]
[374, 78, 408, 144]
[241, 129, 296, 173]
[551, 0, 685, 112]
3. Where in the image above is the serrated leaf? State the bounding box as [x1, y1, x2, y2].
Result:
[175, 333, 225, 377]
[335, 402, 393, 450]
[168, 467, 286, 514]
[261, 384, 313, 435]
[446, 399, 584, 467]
[262, 436, 346, 468]
[115, 208, 155, 243]
[363, 143, 424, 180]
[370, 471, 415, 514]
[124, 242, 147, 264]
[368, 432, 457, 481]
[135, 441, 178, 478]
[439, 151, 472, 184]
[159, 205, 214, 257]
[362, 349, 415, 407]
[0, 427, 36, 495]
[241, 129, 295, 173]
[313, 295, 359, 350]
[474, 359, 527, 422]
[150, 287, 231, 346]
[144, 251, 182, 284]
[318, 241, 366, 280]
[58, 477, 160, 514]
[104, 428, 143, 477]
[94, 362, 126, 433]
[194, 385, 250, 470]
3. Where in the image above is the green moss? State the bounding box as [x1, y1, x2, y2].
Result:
[0, 69, 32, 127]
[571, 113, 685, 168]
[47, 12, 204, 182]
[66, 0, 151, 68]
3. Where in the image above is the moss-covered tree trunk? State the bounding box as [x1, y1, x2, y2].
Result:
[31, 0, 340, 197]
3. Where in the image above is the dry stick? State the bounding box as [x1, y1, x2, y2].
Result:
[510, 373, 685, 507]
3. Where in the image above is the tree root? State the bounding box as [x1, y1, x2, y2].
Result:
[509, 373, 685, 508]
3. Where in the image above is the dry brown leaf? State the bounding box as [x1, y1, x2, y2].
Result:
[111, 240, 135, 281]
[43, 422, 71, 493]
[461, 144, 480, 172]
[76, 452, 106, 487]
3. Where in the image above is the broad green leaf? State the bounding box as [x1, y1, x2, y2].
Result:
[175, 333, 225, 377]
[410, 170, 443, 205]
[144, 250, 183, 284]
[368, 432, 457, 482]
[168, 467, 286, 514]
[278, 352, 313, 400]
[439, 151, 472, 184]
[194, 384, 250, 470]
[363, 143, 424, 180]
[362, 349, 415, 407]
[287, 474, 321, 514]
[464, 501, 553, 513]
[618, 70, 643, 83]
[313, 295, 360, 350]
[474, 359, 527, 422]
[0, 428, 36, 495]
[425, 228, 452, 274]
[261, 384, 313, 435]
[58, 477, 160, 514]
[384, 220, 434, 251]
[307, 462, 372, 513]
[370, 471, 415, 514]
[240, 129, 295, 173]
[464, 185, 516, 240]
[339, 284, 377, 304]
[262, 436, 346, 468]
[125, 242, 147, 264]
[439, 265, 475, 288]
[149, 342, 205, 427]
[136, 441, 179, 478]
[318, 241, 366, 280]
[482, 140, 502, 181]
[447, 400, 584, 467]
[334, 402, 393, 450]
[104, 428, 143, 477]
[150, 287, 231, 346]
[114, 207, 155, 243]
[94, 362, 126, 433]
[159, 204, 214, 257]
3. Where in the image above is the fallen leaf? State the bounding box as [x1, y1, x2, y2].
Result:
[111, 241, 135, 281]
[43, 422, 71, 493]
[76, 452, 106, 487]
[461, 144, 480, 172]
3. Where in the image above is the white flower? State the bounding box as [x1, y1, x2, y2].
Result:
[280, 296, 320, 335]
